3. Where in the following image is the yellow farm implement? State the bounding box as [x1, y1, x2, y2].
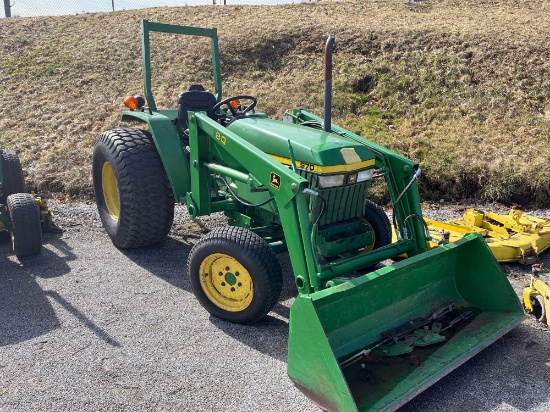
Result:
[425, 208, 550, 265]
[420, 208, 550, 328]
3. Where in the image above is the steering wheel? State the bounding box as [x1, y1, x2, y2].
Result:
[212, 95, 257, 119]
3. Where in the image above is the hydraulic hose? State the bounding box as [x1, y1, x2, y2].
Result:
[215, 174, 275, 208]
[392, 168, 423, 240]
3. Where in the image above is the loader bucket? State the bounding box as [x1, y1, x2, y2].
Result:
[288, 233, 524, 412]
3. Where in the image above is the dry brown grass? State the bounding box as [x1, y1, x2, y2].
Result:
[0, 0, 549, 204]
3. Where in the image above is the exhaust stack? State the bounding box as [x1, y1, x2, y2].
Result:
[324, 36, 335, 132]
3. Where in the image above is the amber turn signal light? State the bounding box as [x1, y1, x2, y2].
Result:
[229, 99, 240, 109]
[124, 95, 146, 110]
[124, 95, 139, 110]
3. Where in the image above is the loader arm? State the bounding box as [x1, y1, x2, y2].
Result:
[187, 112, 424, 293]
[189, 112, 324, 293]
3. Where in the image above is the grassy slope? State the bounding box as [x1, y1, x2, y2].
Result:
[0, 0, 549, 204]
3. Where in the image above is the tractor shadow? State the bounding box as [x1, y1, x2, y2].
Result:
[116, 235, 195, 292]
[118, 231, 297, 363]
[210, 315, 290, 363]
[0, 228, 76, 346]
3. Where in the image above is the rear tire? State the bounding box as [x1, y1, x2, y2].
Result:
[7, 193, 42, 257]
[92, 128, 174, 248]
[362, 199, 392, 251]
[188, 226, 283, 324]
[1, 150, 25, 204]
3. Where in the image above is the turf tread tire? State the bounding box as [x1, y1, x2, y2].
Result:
[1, 150, 25, 204]
[7, 193, 42, 257]
[188, 226, 283, 324]
[92, 128, 174, 248]
[364, 199, 392, 250]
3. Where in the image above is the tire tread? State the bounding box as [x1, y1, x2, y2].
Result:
[7, 193, 42, 257]
[1, 150, 25, 204]
[188, 226, 283, 324]
[93, 128, 174, 248]
[364, 199, 392, 249]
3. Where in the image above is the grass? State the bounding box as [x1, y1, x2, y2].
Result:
[0, 0, 549, 205]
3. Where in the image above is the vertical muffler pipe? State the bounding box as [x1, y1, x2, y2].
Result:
[324, 36, 335, 132]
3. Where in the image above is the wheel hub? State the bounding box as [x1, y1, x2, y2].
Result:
[200, 253, 253, 312]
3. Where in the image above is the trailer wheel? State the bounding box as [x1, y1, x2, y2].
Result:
[361, 199, 392, 252]
[7, 193, 42, 257]
[92, 128, 174, 248]
[531, 294, 547, 324]
[188, 226, 283, 324]
[1, 150, 25, 204]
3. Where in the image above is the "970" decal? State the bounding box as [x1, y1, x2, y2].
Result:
[298, 161, 315, 171]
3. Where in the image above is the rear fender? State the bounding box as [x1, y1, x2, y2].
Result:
[121, 110, 190, 203]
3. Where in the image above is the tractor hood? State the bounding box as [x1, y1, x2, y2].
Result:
[227, 117, 375, 173]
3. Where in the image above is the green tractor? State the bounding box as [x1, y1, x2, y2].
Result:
[92, 21, 524, 411]
[0, 149, 43, 257]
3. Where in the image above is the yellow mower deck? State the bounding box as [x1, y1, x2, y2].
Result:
[422, 208, 550, 265]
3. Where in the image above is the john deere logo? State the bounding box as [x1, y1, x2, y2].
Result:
[270, 172, 281, 190]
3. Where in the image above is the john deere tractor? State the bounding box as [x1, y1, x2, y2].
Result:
[93, 21, 524, 411]
[0, 149, 42, 257]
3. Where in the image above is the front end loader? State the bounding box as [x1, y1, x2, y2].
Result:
[92, 21, 524, 411]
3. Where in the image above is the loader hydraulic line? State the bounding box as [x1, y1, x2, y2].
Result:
[215, 174, 275, 208]
[392, 168, 423, 240]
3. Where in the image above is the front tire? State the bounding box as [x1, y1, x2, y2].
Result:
[7, 193, 42, 257]
[188, 226, 283, 324]
[361, 199, 392, 252]
[1, 150, 25, 204]
[92, 128, 175, 248]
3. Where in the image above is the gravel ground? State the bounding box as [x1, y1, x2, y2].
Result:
[1, 201, 549, 411]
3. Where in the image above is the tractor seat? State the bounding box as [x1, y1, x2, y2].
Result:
[177, 86, 217, 130]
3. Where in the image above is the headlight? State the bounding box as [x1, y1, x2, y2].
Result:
[357, 169, 374, 182]
[317, 169, 373, 188]
[318, 174, 345, 188]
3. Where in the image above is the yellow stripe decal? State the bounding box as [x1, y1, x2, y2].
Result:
[269, 154, 375, 174]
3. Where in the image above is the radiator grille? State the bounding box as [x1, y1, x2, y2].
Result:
[298, 170, 369, 226]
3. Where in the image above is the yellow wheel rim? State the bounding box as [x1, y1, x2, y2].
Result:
[102, 162, 120, 220]
[337, 218, 375, 259]
[359, 217, 375, 253]
[199, 253, 253, 312]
